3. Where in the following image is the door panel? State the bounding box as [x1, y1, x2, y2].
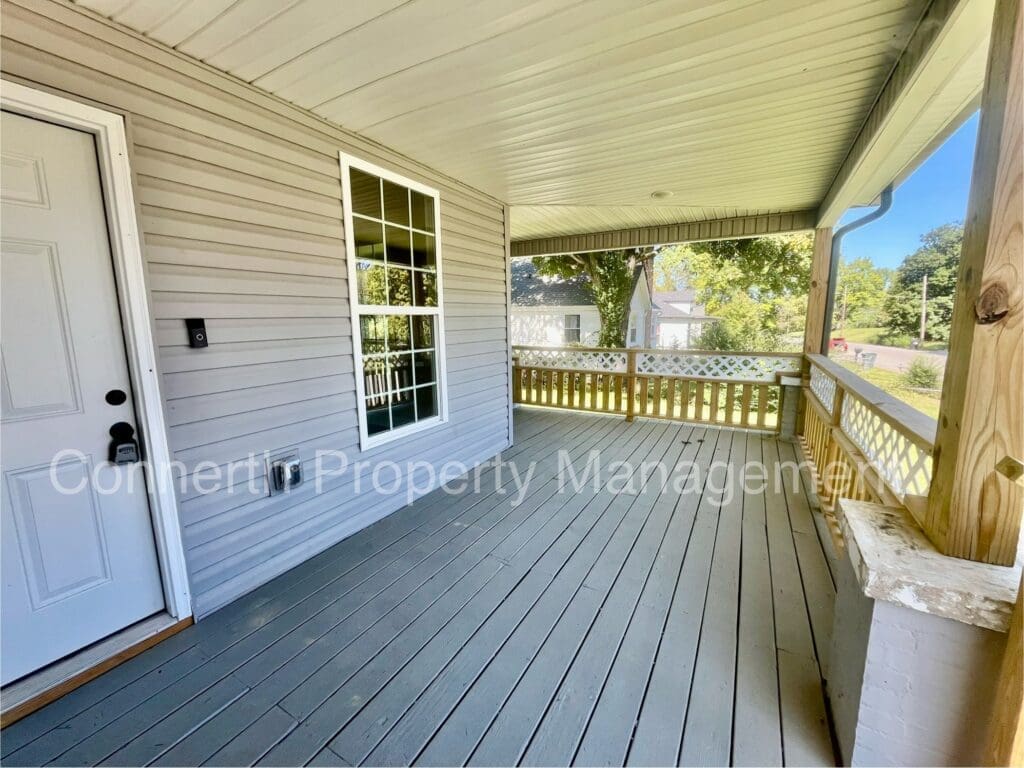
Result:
[1, 240, 81, 419]
[1, 110, 165, 685]
[7, 457, 112, 607]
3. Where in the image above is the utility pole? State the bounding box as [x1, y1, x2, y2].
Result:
[919, 273, 928, 343]
[840, 286, 848, 335]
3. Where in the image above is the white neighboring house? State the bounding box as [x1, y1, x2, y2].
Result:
[653, 289, 715, 349]
[511, 259, 654, 347]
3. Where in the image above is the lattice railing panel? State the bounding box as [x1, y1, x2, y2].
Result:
[809, 366, 837, 415]
[514, 348, 627, 372]
[840, 395, 932, 497]
[636, 352, 800, 381]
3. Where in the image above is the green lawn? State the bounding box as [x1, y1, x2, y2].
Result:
[839, 327, 886, 344]
[837, 360, 940, 420]
[839, 326, 947, 351]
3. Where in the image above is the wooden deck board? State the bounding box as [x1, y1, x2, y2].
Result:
[360, 423, 681, 768]
[3, 409, 836, 767]
[572, 427, 712, 767]
[626, 429, 733, 766]
[678, 429, 747, 767]
[733, 432, 784, 767]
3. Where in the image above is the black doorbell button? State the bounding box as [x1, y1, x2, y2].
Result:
[185, 318, 208, 348]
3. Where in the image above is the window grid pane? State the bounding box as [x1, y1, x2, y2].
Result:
[349, 163, 442, 441]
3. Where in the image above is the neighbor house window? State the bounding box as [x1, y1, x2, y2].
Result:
[341, 153, 447, 448]
[564, 314, 581, 343]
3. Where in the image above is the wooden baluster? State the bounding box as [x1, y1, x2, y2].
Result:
[710, 382, 721, 424]
[666, 378, 677, 420]
[725, 383, 736, 425]
[757, 384, 769, 428]
[625, 350, 638, 422]
[741, 384, 752, 426]
[822, 387, 846, 505]
[602, 373, 611, 412]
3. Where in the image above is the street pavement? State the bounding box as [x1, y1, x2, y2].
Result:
[834, 342, 948, 376]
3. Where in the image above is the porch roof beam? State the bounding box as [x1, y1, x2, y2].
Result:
[815, 0, 991, 227]
[509, 210, 817, 257]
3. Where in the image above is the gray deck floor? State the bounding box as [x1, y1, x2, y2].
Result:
[3, 408, 837, 767]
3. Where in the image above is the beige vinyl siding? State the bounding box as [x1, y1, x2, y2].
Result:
[1, 0, 511, 617]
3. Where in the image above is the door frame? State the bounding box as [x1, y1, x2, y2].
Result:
[1, 79, 192, 621]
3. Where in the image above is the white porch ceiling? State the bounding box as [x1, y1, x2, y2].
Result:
[74, 0, 986, 240]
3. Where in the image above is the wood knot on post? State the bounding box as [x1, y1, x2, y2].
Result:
[975, 283, 1010, 324]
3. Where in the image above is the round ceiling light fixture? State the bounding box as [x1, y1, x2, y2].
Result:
[650, 190, 674, 200]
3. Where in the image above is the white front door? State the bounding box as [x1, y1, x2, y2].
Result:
[1, 110, 165, 685]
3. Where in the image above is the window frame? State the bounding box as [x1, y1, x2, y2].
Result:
[563, 313, 581, 344]
[340, 152, 449, 450]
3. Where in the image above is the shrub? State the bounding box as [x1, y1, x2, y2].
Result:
[903, 357, 942, 389]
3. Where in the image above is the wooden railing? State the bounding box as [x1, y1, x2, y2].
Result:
[800, 354, 936, 542]
[511, 347, 939, 548]
[511, 346, 802, 431]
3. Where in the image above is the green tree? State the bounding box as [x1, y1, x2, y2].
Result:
[834, 257, 890, 331]
[532, 249, 650, 347]
[688, 232, 814, 299]
[883, 224, 962, 342]
[685, 233, 814, 352]
[652, 244, 691, 291]
[693, 291, 779, 351]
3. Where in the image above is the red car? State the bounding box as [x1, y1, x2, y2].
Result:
[830, 337, 849, 353]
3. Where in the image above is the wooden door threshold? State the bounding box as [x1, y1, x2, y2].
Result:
[1, 612, 192, 728]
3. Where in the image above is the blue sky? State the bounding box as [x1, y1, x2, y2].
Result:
[837, 111, 979, 270]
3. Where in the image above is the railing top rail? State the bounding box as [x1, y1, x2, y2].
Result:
[805, 353, 937, 450]
[511, 345, 802, 359]
[512, 364, 776, 387]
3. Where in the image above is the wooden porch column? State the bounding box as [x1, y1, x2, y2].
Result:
[803, 227, 835, 358]
[925, 0, 1023, 565]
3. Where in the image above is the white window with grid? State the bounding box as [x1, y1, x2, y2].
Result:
[564, 314, 581, 344]
[341, 153, 448, 449]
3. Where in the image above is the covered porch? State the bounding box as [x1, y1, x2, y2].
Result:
[0, 0, 1020, 763]
[1, 407, 836, 767]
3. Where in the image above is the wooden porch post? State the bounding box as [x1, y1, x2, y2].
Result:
[625, 349, 637, 422]
[798, 228, 835, 434]
[925, 0, 1023, 565]
[804, 227, 835, 359]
